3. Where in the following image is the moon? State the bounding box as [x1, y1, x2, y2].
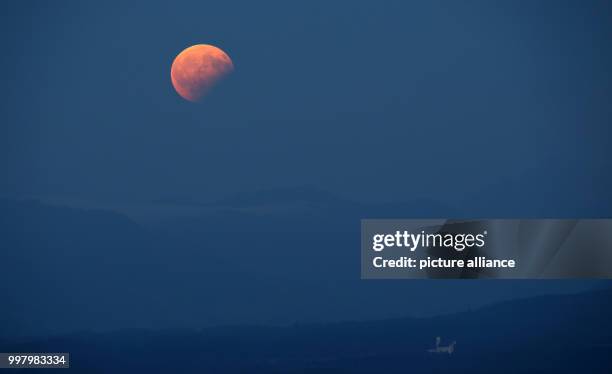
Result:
[171, 44, 234, 102]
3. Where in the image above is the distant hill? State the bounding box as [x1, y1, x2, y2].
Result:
[209, 186, 359, 209]
[152, 186, 458, 217]
[0, 197, 603, 338]
[2, 287, 611, 373]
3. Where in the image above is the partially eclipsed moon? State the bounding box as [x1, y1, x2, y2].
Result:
[171, 44, 233, 102]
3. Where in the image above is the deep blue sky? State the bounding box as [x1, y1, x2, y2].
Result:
[1, 0, 611, 207]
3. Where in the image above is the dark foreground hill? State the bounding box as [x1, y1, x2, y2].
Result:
[2, 288, 611, 373]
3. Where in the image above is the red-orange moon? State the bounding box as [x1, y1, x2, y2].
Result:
[170, 44, 233, 102]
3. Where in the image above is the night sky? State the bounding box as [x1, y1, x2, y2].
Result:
[2, 0, 610, 206]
